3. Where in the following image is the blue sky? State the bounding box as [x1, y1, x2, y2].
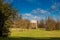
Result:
[5, 0, 60, 20]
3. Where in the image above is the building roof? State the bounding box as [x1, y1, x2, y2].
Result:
[30, 20, 37, 23]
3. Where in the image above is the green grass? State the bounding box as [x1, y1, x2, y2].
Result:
[10, 28, 60, 37]
[0, 28, 60, 40]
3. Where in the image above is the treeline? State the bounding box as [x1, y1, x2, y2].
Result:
[38, 17, 60, 31]
[11, 19, 30, 29]
[11, 16, 60, 31]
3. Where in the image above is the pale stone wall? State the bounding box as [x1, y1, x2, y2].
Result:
[30, 20, 37, 29]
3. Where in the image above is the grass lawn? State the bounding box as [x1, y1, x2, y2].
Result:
[0, 28, 60, 40]
[10, 28, 60, 37]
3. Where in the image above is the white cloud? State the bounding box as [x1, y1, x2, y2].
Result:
[51, 5, 56, 10]
[23, 13, 32, 16]
[22, 13, 41, 20]
[51, 5, 57, 11]
[22, 8, 51, 20]
[31, 8, 50, 15]
[51, 2, 60, 11]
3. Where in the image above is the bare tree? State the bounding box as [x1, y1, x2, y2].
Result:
[45, 17, 56, 31]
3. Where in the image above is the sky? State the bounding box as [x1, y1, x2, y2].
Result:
[5, 0, 60, 20]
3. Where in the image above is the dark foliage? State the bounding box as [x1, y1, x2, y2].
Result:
[0, 0, 17, 37]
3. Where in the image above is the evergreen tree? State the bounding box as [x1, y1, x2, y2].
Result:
[0, 0, 18, 37]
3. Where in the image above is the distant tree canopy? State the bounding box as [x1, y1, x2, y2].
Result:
[0, 0, 18, 37]
[45, 17, 56, 31]
[37, 17, 60, 31]
[11, 19, 30, 29]
[55, 20, 60, 30]
[38, 19, 45, 28]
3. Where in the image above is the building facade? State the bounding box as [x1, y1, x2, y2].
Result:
[29, 20, 38, 29]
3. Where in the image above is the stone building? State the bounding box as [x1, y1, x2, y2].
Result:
[29, 20, 38, 29]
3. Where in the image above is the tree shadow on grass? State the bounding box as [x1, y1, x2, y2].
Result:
[0, 37, 60, 40]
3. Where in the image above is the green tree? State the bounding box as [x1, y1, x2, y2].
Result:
[0, 0, 18, 37]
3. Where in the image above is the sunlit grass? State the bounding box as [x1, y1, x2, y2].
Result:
[0, 28, 60, 40]
[10, 28, 60, 37]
